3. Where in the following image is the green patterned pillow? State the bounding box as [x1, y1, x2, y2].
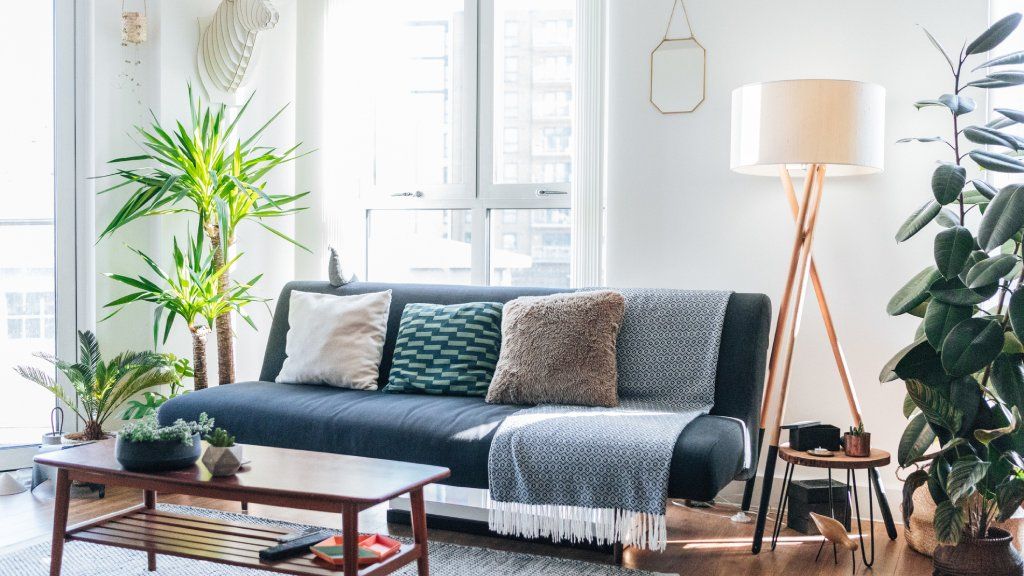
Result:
[383, 302, 503, 396]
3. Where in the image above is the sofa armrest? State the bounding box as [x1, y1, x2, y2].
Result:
[709, 293, 771, 478]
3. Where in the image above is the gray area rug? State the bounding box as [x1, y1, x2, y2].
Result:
[0, 505, 670, 576]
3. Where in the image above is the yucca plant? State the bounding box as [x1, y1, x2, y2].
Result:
[104, 225, 265, 390]
[13, 331, 176, 440]
[886, 13, 1024, 546]
[99, 85, 307, 385]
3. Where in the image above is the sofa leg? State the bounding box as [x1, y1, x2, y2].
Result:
[613, 542, 623, 565]
[741, 427, 766, 511]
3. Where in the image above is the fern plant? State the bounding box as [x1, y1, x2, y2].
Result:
[13, 331, 176, 440]
[887, 13, 1024, 545]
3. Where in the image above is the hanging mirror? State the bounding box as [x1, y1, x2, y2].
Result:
[650, 0, 705, 114]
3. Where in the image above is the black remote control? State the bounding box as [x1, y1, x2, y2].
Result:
[259, 529, 335, 562]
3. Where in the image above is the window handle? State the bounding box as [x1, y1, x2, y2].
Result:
[535, 189, 567, 196]
[392, 191, 424, 198]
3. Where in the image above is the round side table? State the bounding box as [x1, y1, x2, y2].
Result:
[771, 444, 895, 567]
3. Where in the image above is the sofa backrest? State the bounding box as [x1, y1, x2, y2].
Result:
[260, 281, 770, 449]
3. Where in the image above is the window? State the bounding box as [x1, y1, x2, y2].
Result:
[491, 209, 570, 287]
[2, 1, 75, 447]
[334, 0, 575, 286]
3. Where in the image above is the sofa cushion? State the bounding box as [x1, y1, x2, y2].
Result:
[158, 381, 747, 498]
[383, 302, 503, 397]
[486, 291, 625, 407]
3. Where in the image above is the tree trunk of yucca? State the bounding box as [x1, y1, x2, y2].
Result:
[208, 227, 235, 386]
[82, 420, 105, 441]
[191, 326, 211, 391]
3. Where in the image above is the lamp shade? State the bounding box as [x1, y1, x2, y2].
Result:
[730, 79, 885, 177]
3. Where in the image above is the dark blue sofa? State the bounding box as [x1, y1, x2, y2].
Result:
[160, 281, 770, 503]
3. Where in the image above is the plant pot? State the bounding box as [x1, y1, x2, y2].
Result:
[843, 432, 871, 457]
[201, 444, 244, 477]
[115, 433, 202, 472]
[933, 528, 1024, 576]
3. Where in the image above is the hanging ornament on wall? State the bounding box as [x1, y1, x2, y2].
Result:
[197, 0, 280, 105]
[121, 0, 147, 45]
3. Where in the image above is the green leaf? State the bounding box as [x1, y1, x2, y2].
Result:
[992, 353, 1024, 413]
[946, 456, 991, 505]
[881, 337, 929, 383]
[987, 70, 1024, 86]
[971, 150, 1024, 173]
[979, 183, 1024, 251]
[889, 267, 942, 315]
[971, 179, 999, 200]
[965, 253, 1019, 289]
[930, 276, 999, 306]
[975, 408, 1017, 445]
[897, 136, 950, 145]
[995, 108, 1024, 124]
[1010, 287, 1024, 343]
[896, 200, 942, 242]
[941, 317, 1005, 377]
[941, 94, 977, 116]
[975, 50, 1024, 71]
[936, 208, 960, 228]
[906, 378, 963, 433]
[934, 500, 966, 545]
[996, 478, 1024, 521]
[950, 375, 982, 434]
[924, 300, 974, 349]
[932, 165, 968, 205]
[966, 13, 1022, 55]
[904, 392, 919, 418]
[960, 251, 990, 284]
[934, 226, 974, 278]
[899, 413, 938, 467]
[895, 338, 947, 384]
[921, 26, 956, 71]
[964, 126, 1021, 150]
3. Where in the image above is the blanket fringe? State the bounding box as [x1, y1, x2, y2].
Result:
[487, 500, 668, 552]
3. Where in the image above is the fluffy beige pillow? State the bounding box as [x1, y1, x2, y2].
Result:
[486, 290, 625, 407]
[276, 290, 392, 390]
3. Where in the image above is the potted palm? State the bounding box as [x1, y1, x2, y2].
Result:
[99, 85, 307, 385]
[104, 225, 265, 390]
[885, 12, 1024, 576]
[13, 331, 176, 441]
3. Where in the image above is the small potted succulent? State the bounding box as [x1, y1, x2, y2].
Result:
[115, 413, 213, 472]
[842, 424, 871, 457]
[202, 427, 244, 477]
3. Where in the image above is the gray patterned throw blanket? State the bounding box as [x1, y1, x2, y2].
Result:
[487, 289, 732, 551]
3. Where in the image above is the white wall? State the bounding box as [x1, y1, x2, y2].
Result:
[89, 0, 297, 382]
[606, 0, 990, 493]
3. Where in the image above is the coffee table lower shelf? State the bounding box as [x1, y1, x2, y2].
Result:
[66, 508, 419, 576]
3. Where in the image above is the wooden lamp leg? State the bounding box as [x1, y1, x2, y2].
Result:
[742, 165, 865, 512]
[752, 165, 824, 553]
[757, 163, 827, 549]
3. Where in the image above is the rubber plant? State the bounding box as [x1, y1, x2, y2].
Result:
[885, 13, 1024, 546]
[104, 224, 265, 390]
[99, 85, 307, 385]
[13, 330, 176, 440]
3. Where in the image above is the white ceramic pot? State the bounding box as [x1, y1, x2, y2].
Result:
[201, 444, 244, 477]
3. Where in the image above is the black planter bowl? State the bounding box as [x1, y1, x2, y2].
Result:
[115, 433, 202, 472]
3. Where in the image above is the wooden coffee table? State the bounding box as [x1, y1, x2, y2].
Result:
[35, 440, 450, 576]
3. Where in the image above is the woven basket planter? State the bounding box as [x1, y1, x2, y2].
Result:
[906, 484, 1024, 557]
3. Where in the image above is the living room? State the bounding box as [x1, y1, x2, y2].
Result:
[2, 0, 1023, 575]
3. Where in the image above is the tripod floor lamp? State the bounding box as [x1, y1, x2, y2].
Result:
[727, 79, 894, 554]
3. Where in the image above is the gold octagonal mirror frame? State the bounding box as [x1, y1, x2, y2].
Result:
[650, 37, 706, 114]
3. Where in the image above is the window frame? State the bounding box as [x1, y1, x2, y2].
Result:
[353, 0, 572, 286]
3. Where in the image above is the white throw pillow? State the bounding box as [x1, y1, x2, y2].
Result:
[275, 290, 392, 390]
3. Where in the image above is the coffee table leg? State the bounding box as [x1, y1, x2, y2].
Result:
[410, 488, 429, 576]
[144, 490, 157, 571]
[50, 468, 71, 576]
[342, 505, 359, 576]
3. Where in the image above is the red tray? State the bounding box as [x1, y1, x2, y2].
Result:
[310, 534, 402, 566]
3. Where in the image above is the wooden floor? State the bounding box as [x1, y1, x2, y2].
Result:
[0, 483, 932, 575]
